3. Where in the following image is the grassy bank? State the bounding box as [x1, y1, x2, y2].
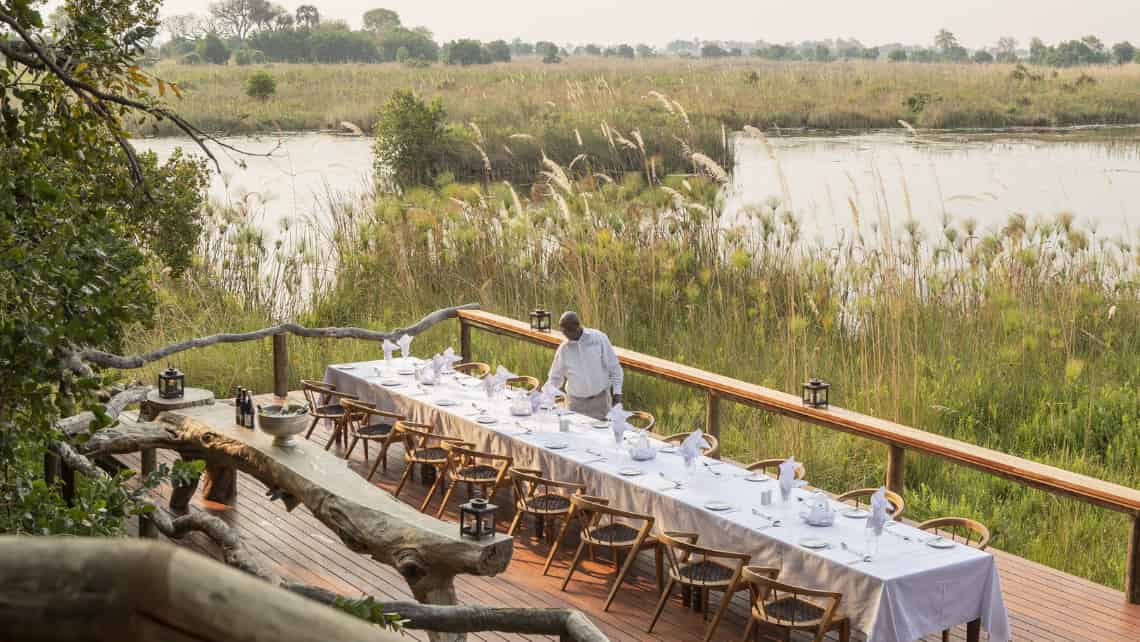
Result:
[122, 151, 1140, 590]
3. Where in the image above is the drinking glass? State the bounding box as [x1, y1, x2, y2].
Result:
[864, 524, 881, 559]
[779, 484, 792, 503]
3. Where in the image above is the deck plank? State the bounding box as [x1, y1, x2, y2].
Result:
[118, 413, 1140, 642]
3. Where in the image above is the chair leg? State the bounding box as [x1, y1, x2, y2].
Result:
[740, 617, 756, 642]
[393, 460, 415, 499]
[304, 416, 319, 439]
[366, 451, 385, 482]
[838, 618, 851, 642]
[603, 545, 641, 612]
[362, 440, 369, 461]
[543, 514, 575, 576]
[560, 540, 588, 591]
[507, 510, 525, 536]
[421, 468, 447, 514]
[324, 420, 342, 450]
[704, 586, 735, 642]
[654, 545, 665, 592]
[344, 436, 361, 460]
[435, 479, 460, 518]
[647, 579, 676, 633]
[941, 630, 949, 642]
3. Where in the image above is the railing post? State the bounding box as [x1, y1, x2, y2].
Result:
[139, 448, 158, 539]
[705, 391, 721, 456]
[1128, 514, 1140, 604]
[272, 333, 288, 398]
[886, 444, 906, 496]
[460, 319, 472, 362]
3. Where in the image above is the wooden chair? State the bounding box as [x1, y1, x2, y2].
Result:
[627, 410, 655, 432]
[453, 362, 491, 379]
[544, 495, 663, 611]
[662, 431, 720, 458]
[835, 488, 906, 521]
[340, 399, 404, 480]
[301, 380, 358, 443]
[507, 468, 585, 540]
[648, 532, 751, 642]
[506, 375, 540, 391]
[390, 421, 472, 512]
[740, 566, 851, 642]
[917, 517, 991, 642]
[432, 445, 513, 518]
[745, 458, 806, 480]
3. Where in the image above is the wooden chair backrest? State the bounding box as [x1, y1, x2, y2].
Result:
[835, 488, 905, 520]
[746, 458, 806, 480]
[742, 566, 843, 642]
[627, 411, 655, 432]
[445, 445, 513, 475]
[506, 376, 540, 391]
[917, 516, 991, 550]
[658, 531, 750, 586]
[393, 420, 468, 453]
[301, 379, 340, 408]
[341, 399, 403, 434]
[454, 362, 491, 378]
[662, 432, 720, 458]
[510, 468, 586, 509]
[568, 494, 654, 533]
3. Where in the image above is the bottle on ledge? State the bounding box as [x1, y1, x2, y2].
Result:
[235, 388, 245, 426]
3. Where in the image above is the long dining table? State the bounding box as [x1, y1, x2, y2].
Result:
[325, 358, 1011, 642]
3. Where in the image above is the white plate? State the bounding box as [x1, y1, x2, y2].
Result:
[618, 467, 643, 477]
[843, 508, 870, 519]
[658, 445, 678, 454]
[436, 398, 458, 407]
[704, 501, 733, 511]
[476, 416, 498, 425]
[542, 441, 570, 450]
[396, 367, 415, 375]
[799, 537, 830, 549]
[591, 421, 610, 429]
[380, 379, 403, 387]
[926, 536, 955, 549]
[743, 472, 770, 482]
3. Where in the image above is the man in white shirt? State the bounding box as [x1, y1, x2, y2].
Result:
[546, 311, 624, 420]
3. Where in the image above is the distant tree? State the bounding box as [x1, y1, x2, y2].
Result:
[812, 44, 831, 61]
[510, 39, 535, 55]
[910, 48, 935, 63]
[444, 39, 487, 65]
[362, 8, 401, 34]
[209, 0, 270, 41]
[888, 48, 908, 62]
[973, 50, 994, 63]
[484, 39, 511, 62]
[862, 47, 880, 60]
[701, 43, 729, 58]
[1028, 37, 1048, 64]
[248, 28, 310, 61]
[582, 43, 601, 56]
[412, 26, 433, 39]
[308, 29, 379, 62]
[1112, 41, 1136, 65]
[377, 28, 439, 62]
[605, 44, 635, 59]
[946, 45, 969, 62]
[935, 29, 959, 52]
[666, 39, 698, 55]
[295, 4, 319, 29]
[535, 40, 559, 58]
[996, 36, 1019, 62]
[542, 50, 561, 63]
[197, 32, 230, 64]
[250, 2, 286, 33]
[273, 13, 294, 31]
[635, 44, 655, 57]
[373, 89, 449, 186]
[163, 13, 205, 41]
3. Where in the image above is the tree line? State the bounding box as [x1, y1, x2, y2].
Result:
[157, 6, 1139, 69]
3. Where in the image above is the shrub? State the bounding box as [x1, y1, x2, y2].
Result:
[372, 89, 450, 186]
[244, 70, 277, 100]
[197, 32, 229, 65]
[180, 51, 203, 65]
[230, 48, 267, 66]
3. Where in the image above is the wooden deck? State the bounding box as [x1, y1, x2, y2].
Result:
[120, 412, 1140, 642]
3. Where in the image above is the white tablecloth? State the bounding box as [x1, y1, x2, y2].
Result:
[325, 359, 1010, 642]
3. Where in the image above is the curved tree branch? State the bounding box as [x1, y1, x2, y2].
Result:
[72, 303, 479, 370]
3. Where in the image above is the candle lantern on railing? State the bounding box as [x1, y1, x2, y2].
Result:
[158, 365, 185, 399]
[802, 377, 830, 409]
[529, 307, 552, 332]
[459, 498, 498, 539]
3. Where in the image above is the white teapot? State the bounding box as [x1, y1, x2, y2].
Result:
[801, 491, 837, 527]
[509, 388, 533, 416]
[628, 433, 657, 461]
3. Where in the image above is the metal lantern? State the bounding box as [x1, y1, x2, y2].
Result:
[158, 365, 185, 399]
[530, 307, 552, 332]
[802, 377, 830, 409]
[459, 498, 498, 539]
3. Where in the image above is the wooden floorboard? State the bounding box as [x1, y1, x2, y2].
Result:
[118, 412, 1140, 642]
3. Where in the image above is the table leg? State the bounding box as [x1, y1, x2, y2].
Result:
[201, 461, 238, 505]
[966, 617, 981, 642]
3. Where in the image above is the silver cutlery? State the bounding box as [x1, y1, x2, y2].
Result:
[841, 542, 872, 563]
[586, 448, 604, 457]
[658, 472, 683, 489]
[703, 462, 723, 477]
[580, 457, 606, 465]
[751, 508, 782, 527]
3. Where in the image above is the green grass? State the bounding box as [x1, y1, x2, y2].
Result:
[140, 58, 1140, 182]
[122, 155, 1140, 592]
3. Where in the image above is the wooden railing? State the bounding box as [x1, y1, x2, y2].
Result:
[456, 308, 1140, 603]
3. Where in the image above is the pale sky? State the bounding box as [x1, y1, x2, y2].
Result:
[153, 0, 1138, 49]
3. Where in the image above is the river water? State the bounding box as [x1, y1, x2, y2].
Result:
[138, 127, 1140, 248]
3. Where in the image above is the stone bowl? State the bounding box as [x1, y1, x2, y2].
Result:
[258, 404, 310, 448]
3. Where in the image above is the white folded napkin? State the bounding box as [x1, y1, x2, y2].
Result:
[629, 433, 657, 461]
[868, 486, 891, 535]
[679, 429, 710, 465]
[396, 334, 414, 359]
[483, 365, 515, 396]
[539, 382, 561, 407]
[779, 456, 809, 497]
[382, 338, 398, 363]
[427, 354, 445, 382]
[606, 403, 634, 442]
[441, 347, 463, 371]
